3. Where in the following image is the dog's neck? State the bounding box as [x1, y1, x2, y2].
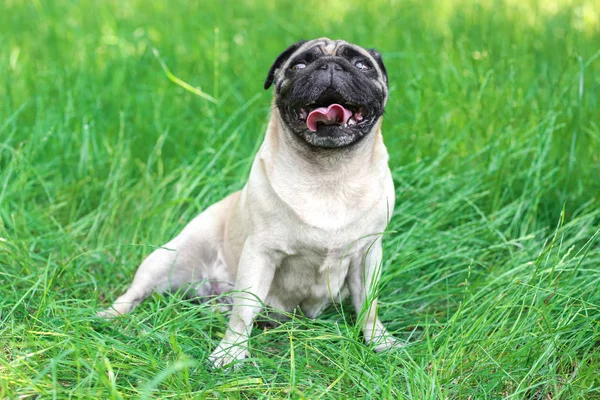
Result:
[254, 107, 391, 229]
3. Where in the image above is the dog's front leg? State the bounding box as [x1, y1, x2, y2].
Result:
[209, 237, 277, 368]
[348, 238, 400, 352]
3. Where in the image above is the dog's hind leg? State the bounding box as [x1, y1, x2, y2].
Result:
[98, 193, 239, 318]
[97, 239, 206, 317]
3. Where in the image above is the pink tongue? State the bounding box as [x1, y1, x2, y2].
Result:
[306, 104, 353, 132]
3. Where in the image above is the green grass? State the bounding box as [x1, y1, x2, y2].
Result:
[1, 0, 600, 398]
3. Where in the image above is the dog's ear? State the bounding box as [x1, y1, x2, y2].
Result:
[264, 40, 307, 90]
[368, 48, 388, 84]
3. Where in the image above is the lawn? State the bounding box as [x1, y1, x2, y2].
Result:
[1, 0, 600, 398]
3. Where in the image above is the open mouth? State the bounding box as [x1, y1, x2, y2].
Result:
[290, 92, 371, 132]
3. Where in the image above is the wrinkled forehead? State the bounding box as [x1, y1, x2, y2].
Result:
[280, 38, 385, 81]
[304, 38, 349, 55]
[281, 38, 376, 68]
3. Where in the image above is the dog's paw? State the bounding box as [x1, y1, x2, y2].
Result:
[208, 343, 249, 369]
[371, 334, 404, 352]
[96, 300, 136, 318]
[96, 309, 120, 319]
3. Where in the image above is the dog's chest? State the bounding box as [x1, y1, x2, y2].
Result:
[281, 179, 384, 232]
[268, 241, 355, 315]
[287, 239, 352, 273]
[273, 195, 384, 281]
[266, 221, 372, 311]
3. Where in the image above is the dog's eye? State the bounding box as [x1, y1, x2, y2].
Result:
[291, 63, 306, 70]
[354, 60, 371, 70]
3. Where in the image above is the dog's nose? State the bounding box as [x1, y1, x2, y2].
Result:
[319, 61, 344, 71]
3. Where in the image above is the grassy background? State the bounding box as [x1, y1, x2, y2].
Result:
[1, 0, 600, 398]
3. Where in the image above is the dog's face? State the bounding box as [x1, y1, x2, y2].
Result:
[265, 38, 388, 148]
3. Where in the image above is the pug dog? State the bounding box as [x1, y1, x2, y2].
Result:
[99, 38, 399, 368]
